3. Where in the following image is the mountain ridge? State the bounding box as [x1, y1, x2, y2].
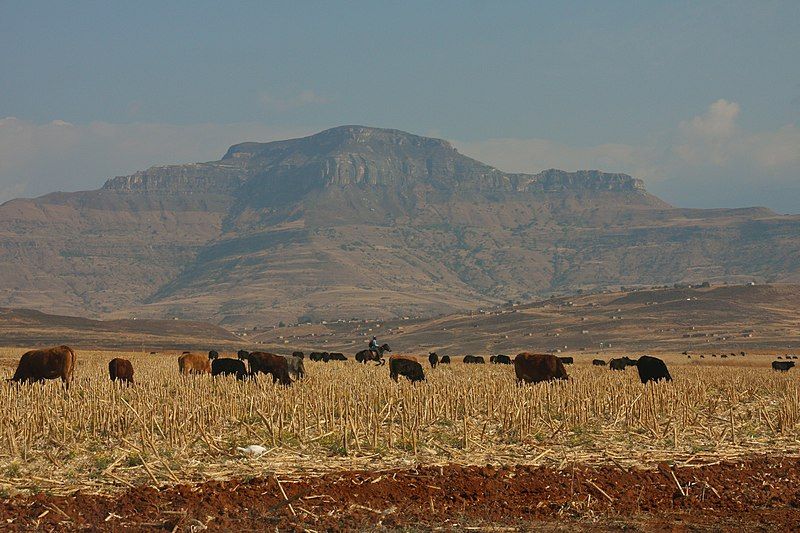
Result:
[102, 125, 649, 197]
[0, 125, 797, 326]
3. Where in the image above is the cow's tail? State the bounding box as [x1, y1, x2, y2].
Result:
[61, 346, 76, 388]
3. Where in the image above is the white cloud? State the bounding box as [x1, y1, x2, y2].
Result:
[680, 99, 740, 139]
[0, 118, 313, 203]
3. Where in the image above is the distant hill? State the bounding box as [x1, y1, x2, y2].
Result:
[0, 308, 240, 350]
[249, 283, 800, 355]
[0, 125, 798, 326]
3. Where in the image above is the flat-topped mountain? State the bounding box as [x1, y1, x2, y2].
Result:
[0, 126, 798, 326]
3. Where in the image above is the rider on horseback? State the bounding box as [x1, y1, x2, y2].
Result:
[369, 336, 379, 357]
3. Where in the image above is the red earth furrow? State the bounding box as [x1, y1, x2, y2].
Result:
[2, 456, 799, 531]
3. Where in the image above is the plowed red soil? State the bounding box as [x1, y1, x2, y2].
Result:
[3, 456, 800, 531]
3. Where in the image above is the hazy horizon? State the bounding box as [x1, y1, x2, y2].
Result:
[1, 1, 798, 212]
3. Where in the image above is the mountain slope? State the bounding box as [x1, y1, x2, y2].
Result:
[0, 125, 798, 326]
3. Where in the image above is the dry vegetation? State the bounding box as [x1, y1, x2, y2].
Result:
[0, 349, 798, 496]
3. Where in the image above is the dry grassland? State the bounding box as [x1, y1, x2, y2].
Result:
[0, 349, 798, 496]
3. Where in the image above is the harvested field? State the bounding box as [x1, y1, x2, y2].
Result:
[0, 348, 798, 498]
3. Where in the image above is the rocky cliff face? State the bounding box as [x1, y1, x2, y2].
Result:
[0, 125, 797, 326]
[220, 126, 646, 195]
[102, 163, 249, 194]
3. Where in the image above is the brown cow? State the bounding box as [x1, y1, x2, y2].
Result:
[240, 352, 292, 385]
[11, 345, 76, 387]
[108, 358, 134, 384]
[178, 352, 212, 375]
[514, 353, 568, 384]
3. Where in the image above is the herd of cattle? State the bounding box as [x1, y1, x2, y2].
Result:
[5, 345, 798, 387]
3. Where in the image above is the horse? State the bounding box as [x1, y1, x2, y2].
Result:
[355, 343, 391, 365]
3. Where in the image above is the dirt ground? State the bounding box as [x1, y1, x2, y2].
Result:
[2, 456, 799, 531]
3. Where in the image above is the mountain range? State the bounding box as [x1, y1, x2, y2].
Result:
[1, 125, 798, 327]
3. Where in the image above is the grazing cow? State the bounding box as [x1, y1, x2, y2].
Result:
[355, 344, 391, 365]
[309, 352, 325, 362]
[389, 356, 425, 383]
[609, 357, 637, 371]
[700, 355, 705, 359]
[740, 352, 746, 357]
[211, 357, 248, 379]
[592, 359, 606, 366]
[772, 361, 795, 372]
[108, 358, 134, 384]
[492, 354, 512, 365]
[513, 353, 568, 384]
[794, 356, 799, 360]
[11, 345, 76, 386]
[178, 352, 212, 375]
[558, 356, 574, 365]
[239, 352, 292, 385]
[440, 355, 451, 364]
[428, 352, 439, 368]
[720, 354, 728, 358]
[328, 352, 347, 361]
[463, 355, 485, 364]
[284, 354, 305, 379]
[292, 351, 305, 359]
[636, 355, 672, 384]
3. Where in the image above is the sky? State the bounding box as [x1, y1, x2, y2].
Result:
[1, 1, 798, 212]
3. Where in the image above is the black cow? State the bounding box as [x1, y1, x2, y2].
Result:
[491, 354, 512, 364]
[428, 352, 439, 368]
[558, 356, 574, 365]
[292, 351, 305, 359]
[463, 355, 485, 364]
[309, 351, 327, 362]
[208, 350, 219, 359]
[609, 357, 637, 370]
[592, 359, 606, 366]
[328, 352, 347, 361]
[440, 355, 451, 364]
[237, 350, 250, 359]
[772, 361, 795, 372]
[212, 357, 248, 380]
[636, 355, 672, 384]
[389, 356, 425, 383]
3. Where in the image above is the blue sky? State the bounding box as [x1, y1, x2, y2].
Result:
[1, 1, 798, 211]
